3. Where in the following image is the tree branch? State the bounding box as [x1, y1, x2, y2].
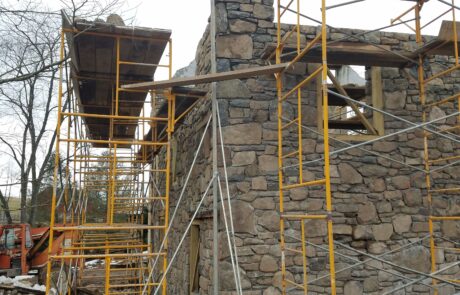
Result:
[0, 58, 66, 85]
[0, 189, 13, 224]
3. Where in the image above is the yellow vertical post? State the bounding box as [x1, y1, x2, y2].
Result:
[321, 0, 337, 293]
[148, 90, 156, 295]
[64, 108, 71, 225]
[429, 217, 438, 292]
[105, 255, 111, 294]
[296, 0, 303, 184]
[163, 44, 174, 295]
[115, 37, 120, 116]
[72, 91, 77, 225]
[110, 144, 117, 225]
[300, 221, 308, 295]
[276, 0, 287, 294]
[107, 150, 113, 225]
[452, 0, 459, 65]
[107, 151, 112, 224]
[161, 90, 173, 295]
[45, 29, 65, 294]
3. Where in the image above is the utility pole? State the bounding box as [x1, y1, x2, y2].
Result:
[210, 0, 219, 294]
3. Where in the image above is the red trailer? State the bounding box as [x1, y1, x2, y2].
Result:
[0, 224, 71, 278]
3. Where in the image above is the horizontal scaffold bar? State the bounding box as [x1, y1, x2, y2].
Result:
[281, 214, 327, 220]
[73, 240, 143, 245]
[61, 112, 168, 122]
[64, 244, 150, 250]
[109, 283, 160, 288]
[52, 224, 166, 231]
[61, 138, 168, 146]
[431, 216, 460, 220]
[429, 187, 460, 193]
[50, 252, 166, 259]
[109, 292, 144, 295]
[282, 179, 326, 190]
[429, 154, 460, 163]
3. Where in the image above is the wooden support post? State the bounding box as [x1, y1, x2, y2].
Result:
[371, 67, 384, 135]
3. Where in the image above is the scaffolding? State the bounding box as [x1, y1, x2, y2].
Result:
[410, 1, 460, 293]
[275, 0, 337, 294]
[274, 0, 460, 294]
[44, 15, 177, 294]
[44, 8, 245, 295]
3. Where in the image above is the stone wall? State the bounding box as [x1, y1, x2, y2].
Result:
[165, 1, 460, 294]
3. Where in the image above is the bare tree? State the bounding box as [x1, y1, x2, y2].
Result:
[0, 164, 20, 223]
[0, 0, 127, 225]
[0, 190, 13, 224]
[0, 0, 129, 85]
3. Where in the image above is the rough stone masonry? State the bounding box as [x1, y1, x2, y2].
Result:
[163, 1, 460, 294]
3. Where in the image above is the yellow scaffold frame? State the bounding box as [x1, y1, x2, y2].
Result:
[45, 27, 174, 295]
[408, 0, 460, 292]
[276, 0, 337, 294]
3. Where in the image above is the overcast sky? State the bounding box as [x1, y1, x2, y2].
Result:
[124, 1, 211, 80]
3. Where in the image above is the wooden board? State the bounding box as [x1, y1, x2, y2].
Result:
[438, 20, 460, 41]
[122, 63, 289, 90]
[415, 21, 460, 57]
[262, 42, 415, 68]
[62, 11, 171, 146]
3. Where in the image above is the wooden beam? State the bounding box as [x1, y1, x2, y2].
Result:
[327, 69, 377, 135]
[263, 42, 414, 68]
[371, 67, 385, 135]
[332, 134, 381, 142]
[122, 63, 289, 90]
[438, 20, 460, 42]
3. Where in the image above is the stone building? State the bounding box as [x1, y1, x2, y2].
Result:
[163, 1, 460, 294]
